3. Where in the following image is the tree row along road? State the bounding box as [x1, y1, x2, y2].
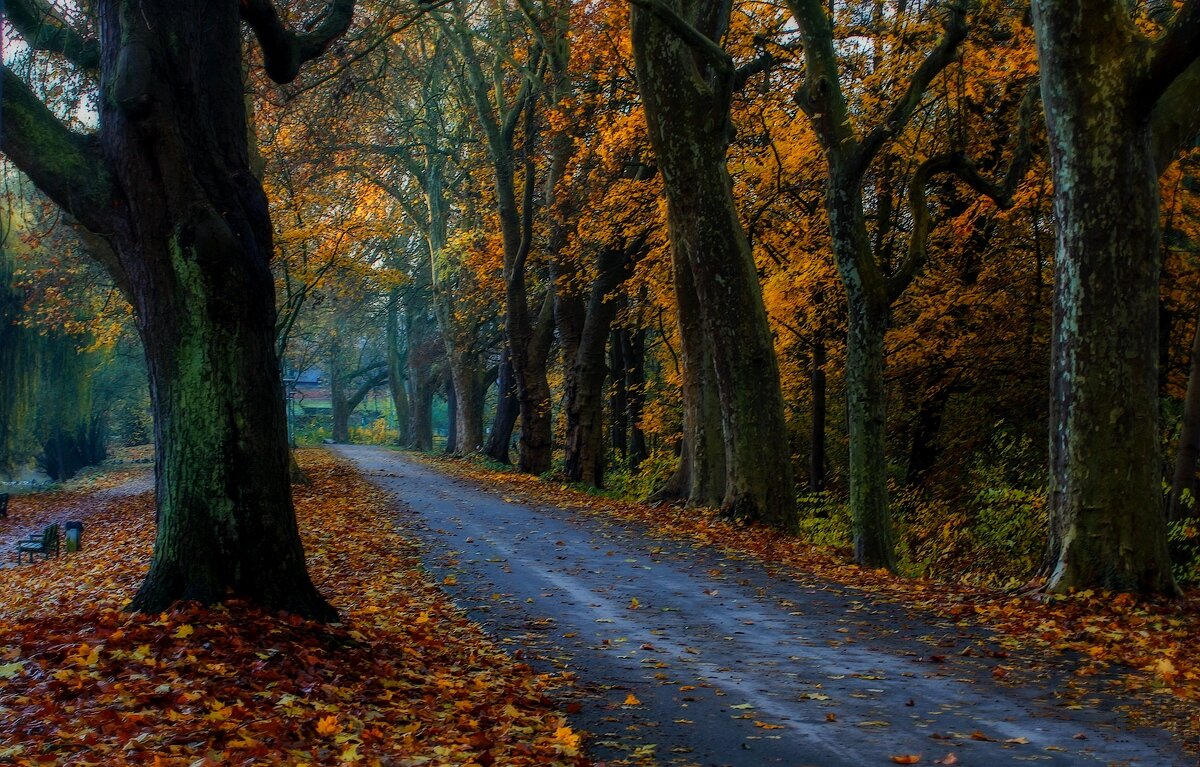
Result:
[337, 446, 1187, 767]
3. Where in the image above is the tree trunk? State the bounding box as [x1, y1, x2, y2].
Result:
[1034, 0, 1177, 594]
[905, 382, 953, 486]
[408, 370, 435, 451]
[809, 339, 827, 493]
[85, 4, 332, 618]
[632, 4, 796, 529]
[624, 328, 649, 471]
[843, 286, 895, 569]
[446, 360, 484, 453]
[565, 246, 634, 486]
[2, 0, 352, 620]
[330, 340, 350, 444]
[386, 290, 410, 446]
[1170, 312, 1200, 522]
[483, 345, 519, 463]
[651, 246, 726, 506]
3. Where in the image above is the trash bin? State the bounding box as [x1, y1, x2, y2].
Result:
[65, 521, 83, 553]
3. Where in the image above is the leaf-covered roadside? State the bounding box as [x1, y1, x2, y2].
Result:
[416, 452, 1200, 748]
[0, 450, 586, 766]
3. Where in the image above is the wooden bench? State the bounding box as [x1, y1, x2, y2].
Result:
[16, 524, 59, 563]
[0, 493, 8, 519]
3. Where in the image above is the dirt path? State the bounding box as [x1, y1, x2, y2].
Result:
[337, 445, 1190, 767]
[0, 473, 153, 569]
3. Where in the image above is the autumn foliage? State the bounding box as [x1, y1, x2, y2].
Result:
[0, 452, 585, 766]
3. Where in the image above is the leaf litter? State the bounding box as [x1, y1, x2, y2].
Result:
[0, 450, 586, 766]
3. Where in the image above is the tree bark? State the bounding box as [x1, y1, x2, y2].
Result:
[408, 370, 435, 451]
[483, 345, 519, 463]
[650, 238, 725, 506]
[386, 289, 411, 446]
[330, 339, 350, 444]
[624, 328, 649, 471]
[632, 0, 796, 530]
[1033, 0, 1185, 594]
[564, 244, 637, 486]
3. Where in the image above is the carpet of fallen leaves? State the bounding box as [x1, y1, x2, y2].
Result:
[0, 451, 586, 766]
[416, 453, 1200, 748]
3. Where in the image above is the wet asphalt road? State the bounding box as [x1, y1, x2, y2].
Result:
[336, 446, 1191, 767]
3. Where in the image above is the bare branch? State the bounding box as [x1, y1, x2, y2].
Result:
[1, 66, 115, 234]
[5, 0, 99, 71]
[860, 3, 970, 170]
[239, 0, 357, 84]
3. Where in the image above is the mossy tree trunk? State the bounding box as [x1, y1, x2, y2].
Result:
[1, 0, 357, 619]
[632, 0, 796, 529]
[1033, 0, 1200, 594]
[790, 1, 1034, 568]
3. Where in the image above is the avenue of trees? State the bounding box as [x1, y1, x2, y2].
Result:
[2, 0, 1199, 618]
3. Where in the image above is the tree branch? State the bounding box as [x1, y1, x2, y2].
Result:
[628, 0, 733, 76]
[733, 51, 777, 93]
[1138, 0, 1200, 110]
[1151, 59, 1200, 174]
[859, 2, 970, 169]
[4, 0, 100, 71]
[888, 151, 1013, 303]
[1, 66, 115, 234]
[239, 0, 357, 84]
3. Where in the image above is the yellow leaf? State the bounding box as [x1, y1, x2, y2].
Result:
[623, 693, 641, 706]
[316, 715, 341, 737]
[173, 624, 194, 640]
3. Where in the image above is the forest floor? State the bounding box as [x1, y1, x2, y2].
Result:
[338, 444, 1199, 767]
[0, 452, 585, 766]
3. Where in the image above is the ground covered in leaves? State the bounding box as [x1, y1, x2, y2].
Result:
[417, 453, 1200, 751]
[0, 451, 585, 766]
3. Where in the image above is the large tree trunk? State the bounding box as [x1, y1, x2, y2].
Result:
[632, 3, 796, 529]
[330, 340, 351, 444]
[1170, 312, 1200, 522]
[483, 345, 519, 463]
[843, 284, 895, 569]
[1034, 0, 1177, 594]
[446, 359, 484, 453]
[408, 369, 435, 452]
[98, 2, 333, 619]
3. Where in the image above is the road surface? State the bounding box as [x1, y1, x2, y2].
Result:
[337, 445, 1191, 767]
